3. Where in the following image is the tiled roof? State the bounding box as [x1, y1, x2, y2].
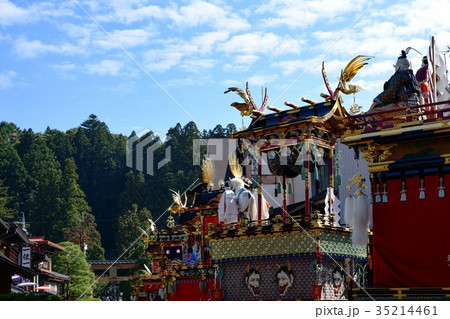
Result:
[86, 259, 137, 265]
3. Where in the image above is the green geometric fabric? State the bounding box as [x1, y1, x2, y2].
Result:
[210, 230, 366, 261]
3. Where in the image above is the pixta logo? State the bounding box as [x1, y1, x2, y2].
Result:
[126, 130, 171, 175]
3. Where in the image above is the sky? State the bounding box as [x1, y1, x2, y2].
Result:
[1, 0, 450, 137]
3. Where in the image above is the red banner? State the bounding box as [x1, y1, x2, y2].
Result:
[373, 175, 450, 288]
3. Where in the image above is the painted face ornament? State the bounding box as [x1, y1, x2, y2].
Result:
[245, 265, 261, 296]
[332, 268, 344, 296]
[276, 263, 294, 296]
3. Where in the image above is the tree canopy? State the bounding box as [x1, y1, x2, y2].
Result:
[0, 117, 234, 258]
[52, 241, 98, 300]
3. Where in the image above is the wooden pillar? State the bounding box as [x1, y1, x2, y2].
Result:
[305, 150, 310, 221]
[257, 152, 262, 222]
[282, 175, 287, 223]
[328, 149, 334, 214]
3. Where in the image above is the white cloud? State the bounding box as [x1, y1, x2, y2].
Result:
[142, 41, 199, 72]
[0, 0, 37, 26]
[0, 70, 17, 89]
[235, 55, 260, 65]
[272, 57, 323, 76]
[181, 58, 218, 73]
[173, 1, 250, 32]
[52, 62, 77, 80]
[102, 0, 250, 33]
[94, 28, 156, 50]
[53, 62, 76, 71]
[256, 0, 364, 29]
[247, 74, 278, 87]
[85, 59, 124, 76]
[0, 0, 72, 26]
[12, 37, 80, 59]
[221, 79, 243, 88]
[223, 55, 260, 72]
[223, 63, 251, 73]
[218, 32, 304, 56]
[165, 74, 213, 87]
[60, 23, 95, 49]
[191, 31, 230, 54]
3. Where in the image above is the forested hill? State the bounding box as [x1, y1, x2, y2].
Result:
[0, 115, 236, 258]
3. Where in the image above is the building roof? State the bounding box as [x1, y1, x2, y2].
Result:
[87, 259, 136, 265]
[0, 218, 9, 232]
[233, 97, 347, 139]
[40, 269, 70, 282]
[0, 221, 35, 245]
[0, 251, 38, 279]
[28, 236, 65, 252]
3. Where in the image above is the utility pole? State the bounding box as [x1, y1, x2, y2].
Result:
[17, 212, 27, 234]
[80, 211, 85, 253]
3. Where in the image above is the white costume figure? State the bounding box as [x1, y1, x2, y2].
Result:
[218, 187, 239, 223]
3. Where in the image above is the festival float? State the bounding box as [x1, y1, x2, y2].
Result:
[134, 36, 450, 301]
[340, 36, 450, 300]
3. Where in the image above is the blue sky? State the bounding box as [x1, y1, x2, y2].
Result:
[1, 0, 450, 136]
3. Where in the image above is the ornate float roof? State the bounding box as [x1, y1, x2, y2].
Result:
[233, 95, 349, 140]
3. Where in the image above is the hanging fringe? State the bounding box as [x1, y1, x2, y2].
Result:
[168, 280, 177, 295]
[419, 179, 426, 199]
[336, 173, 342, 187]
[352, 195, 370, 246]
[199, 279, 208, 293]
[400, 181, 407, 201]
[400, 191, 407, 201]
[382, 183, 388, 203]
[438, 177, 445, 198]
[331, 190, 341, 226]
[344, 195, 355, 227]
[375, 184, 381, 203]
[274, 180, 278, 197]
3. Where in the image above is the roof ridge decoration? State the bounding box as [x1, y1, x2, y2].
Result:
[224, 82, 268, 118]
[225, 56, 371, 121]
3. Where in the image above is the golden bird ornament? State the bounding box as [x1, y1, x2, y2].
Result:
[224, 87, 253, 116]
[335, 55, 372, 95]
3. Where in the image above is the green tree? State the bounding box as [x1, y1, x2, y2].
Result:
[225, 123, 237, 136]
[17, 130, 63, 239]
[0, 121, 21, 145]
[210, 124, 225, 137]
[52, 241, 99, 300]
[44, 127, 76, 167]
[118, 171, 148, 213]
[0, 179, 12, 219]
[115, 204, 153, 259]
[120, 253, 152, 300]
[0, 136, 27, 211]
[76, 115, 128, 255]
[60, 158, 104, 260]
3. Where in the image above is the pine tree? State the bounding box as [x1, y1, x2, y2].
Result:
[44, 127, 76, 167]
[76, 115, 128, 256]
[0, 179, 12, 219]
[0, 121, 21, 145]
[115, 204, 153, 259]
[18, 131, 63, 239]
[0, 136, 27, 211]
[118, 171, 148, 213]
[52, 241, 99, 300]
[60, 158, 105, 259]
